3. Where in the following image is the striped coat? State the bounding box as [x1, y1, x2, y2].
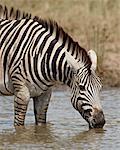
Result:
[0, 5, 105, 128]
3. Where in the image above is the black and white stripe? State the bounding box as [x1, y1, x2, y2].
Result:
[0, 5, 105, 128]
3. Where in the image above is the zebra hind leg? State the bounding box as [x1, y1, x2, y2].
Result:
[33, 89, 52, 125]
[14, 85, 30, 126]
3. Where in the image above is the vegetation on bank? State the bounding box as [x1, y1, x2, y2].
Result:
[0, 0, 120, 87]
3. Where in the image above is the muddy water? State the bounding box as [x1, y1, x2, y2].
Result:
[0, 88, 120, 150]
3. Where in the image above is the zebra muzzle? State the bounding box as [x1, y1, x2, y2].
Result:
[89, 110, 105, 129]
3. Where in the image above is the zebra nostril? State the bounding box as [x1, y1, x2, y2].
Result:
[92, 111, 105, 128]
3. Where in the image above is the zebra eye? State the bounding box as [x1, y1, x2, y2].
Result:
[79, 85, 85, 91]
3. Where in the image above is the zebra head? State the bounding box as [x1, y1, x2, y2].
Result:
[66, 50, 105, 129]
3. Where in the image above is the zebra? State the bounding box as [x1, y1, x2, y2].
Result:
[0, 5, 105, 128]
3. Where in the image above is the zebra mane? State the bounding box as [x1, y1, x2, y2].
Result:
[0, 4, 92, 70]
[0, 5, 31, 19]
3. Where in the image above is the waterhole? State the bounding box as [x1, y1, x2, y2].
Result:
[0, 88, 120, 150]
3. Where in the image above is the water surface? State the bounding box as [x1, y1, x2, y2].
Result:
[0, 88, 120, 149]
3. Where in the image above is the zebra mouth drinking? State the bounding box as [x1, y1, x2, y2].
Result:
[85, 110, 106, 129]
[78, 105, 105, 129]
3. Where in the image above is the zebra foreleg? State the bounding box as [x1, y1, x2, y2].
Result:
[33, 89, 52, 125]
[14, 86, 30, 126]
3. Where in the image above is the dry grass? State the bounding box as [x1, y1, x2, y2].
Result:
[0, 0, 120, 87]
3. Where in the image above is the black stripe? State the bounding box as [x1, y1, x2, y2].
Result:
[27, 47, 43, 89]
[22, 57, 27, 76]
[15, 101, 27, 107]
[66, 66, 71, 79]
[81, 103, 92, 107]
[77, 94, 90, 103]
[58, 53, 65, 81]
[12, 75, 22, 82]
[52, 49, 60, 80]
[8, 20, 37, 69]
[71, 42, 76, 56]
[0, 20, 11, 28]
[17, 66, 26, 80]
[52, 33, 66, 80]
[46, 39, 58, 80]
[3, 20, 29, 73]
[38, 23, 54, 55]
[21, 25, 42, 56]
[0, 22, 12, 36]
[31, 24, 48, 53]
[33, 53, 52, 87]
[67, 37, 72, 52]
[1, 20, 21, 49]
[41, 54, 50, 82]
[63, 61, 67, 84]
[0, 90, 8, 95]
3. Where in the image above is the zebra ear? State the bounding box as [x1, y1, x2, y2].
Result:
[88, 49, 97, 71]
[65, 51, 80, 71]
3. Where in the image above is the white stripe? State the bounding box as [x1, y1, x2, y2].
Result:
[0, 20, 17, 43]
[38, 27, 57, 82]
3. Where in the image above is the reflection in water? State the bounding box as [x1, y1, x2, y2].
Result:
[0, 125, 57, 149]
[0, 88, 120, 149]
[0, 125, 106, 150]
[2, 125, 54, 143]
[71, 129, 105, 150]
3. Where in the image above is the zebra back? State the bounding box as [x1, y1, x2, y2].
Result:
[0, 4, 32, 20]
[0, 5, 58, 38]
[0, 4, 92, 69]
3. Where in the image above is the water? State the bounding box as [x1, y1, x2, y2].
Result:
[0, 88, 120, 150]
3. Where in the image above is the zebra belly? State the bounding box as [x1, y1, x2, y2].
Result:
[27, 83, 49, 98]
